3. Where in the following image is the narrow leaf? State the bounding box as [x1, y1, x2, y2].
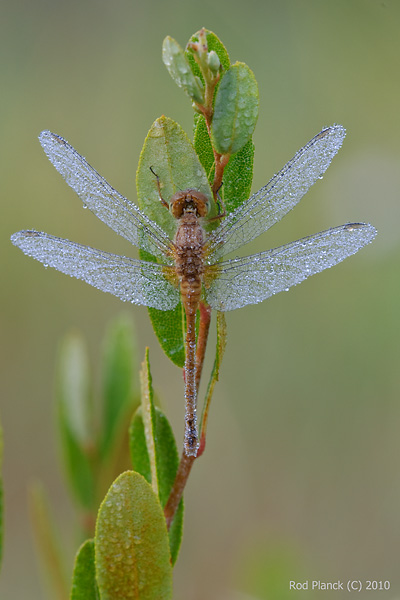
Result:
[129, 408, 151, 484]
[95, 471, 173, 600]
[57, 332, 95, 510]
[100, 314, 138, 460]
[139, 348, 158, 496]
[130, 406, 184, 565]
[70, 539, 99, 600]
[212, 62, 259, 155]
[130, 350, 183, 564]
[162, 36, 204, 104]
[29, 482, 69, 600]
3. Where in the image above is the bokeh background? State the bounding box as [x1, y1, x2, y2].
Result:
[1, 1, 399, 598]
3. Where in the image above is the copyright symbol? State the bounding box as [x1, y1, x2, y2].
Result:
[347, 580, 362, 592]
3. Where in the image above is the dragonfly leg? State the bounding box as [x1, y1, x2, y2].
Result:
[149, 166, 169, 209]
[208, 182, 226, 222]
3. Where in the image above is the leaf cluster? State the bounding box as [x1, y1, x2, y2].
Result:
[142, 28, 258, 365]
[71, 347, 181, 598]
[29, 28, 260, 599]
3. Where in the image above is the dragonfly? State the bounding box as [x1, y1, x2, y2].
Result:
[11, 125, 376, 456]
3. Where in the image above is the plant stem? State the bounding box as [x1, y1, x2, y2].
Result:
[164, 452, 196, 529]
[164, 303, 211, 526]
[195, 302, 211, 391]
[182, 297, 199, 456]
[165, 31, 232, 525]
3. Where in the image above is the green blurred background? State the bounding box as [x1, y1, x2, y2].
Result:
[1, 0, 399, 598]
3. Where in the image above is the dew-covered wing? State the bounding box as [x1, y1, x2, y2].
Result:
[39, 131, 173, 261]
[206, 125, 346, 261]
[11, 231, 180, 310]
[204, 223, 376, 311]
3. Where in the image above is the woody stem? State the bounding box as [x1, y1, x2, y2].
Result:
[164, 303, 211, 528]
[164, 452, 196, 530]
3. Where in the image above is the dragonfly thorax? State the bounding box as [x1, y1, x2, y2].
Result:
[169, 189, 209, 219]
[173, 211, 206, 280]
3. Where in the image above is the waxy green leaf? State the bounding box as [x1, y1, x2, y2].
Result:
[194, 118, 255, 216]
[193, 115, 215, 182]
[162, 36, 204, 104]
[95, 471, 173, 600]
[57, 332, 96, 510]
[136, 116, 213, 367]
[223, 139, 255, 214]
[136, 115, 213, 234]
[129, 350, 183, 564]
[70, 539, 99, 600]
[212, 62, 259, 155]
[138, 349, 158, 496]
[146, 301, 185, 369]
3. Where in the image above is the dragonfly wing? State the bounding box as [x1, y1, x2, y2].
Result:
[204, 223, 376, 311]
[206, 125, 346, 261]
[11, 231, 180, 310]
[39, 131, 172, 260]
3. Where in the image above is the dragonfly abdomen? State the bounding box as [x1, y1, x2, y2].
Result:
[180, 274, 202, 456]
[180, 276, 202, 313]
[174, 214, 205, 455]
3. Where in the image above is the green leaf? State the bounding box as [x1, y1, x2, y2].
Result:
[199, 312, 227, 452]
[139, 348, 158, 496]
[70, 539, 99, 600]
[129, 408, 151, 483]
[136, 116, 213, 366]
[136, 115, 213, 235]
[211, 62, 259, 156]
[0, 421, 3, 572]
[193, 115, 215, 183]
[147, 303, 185, 368]
[223, 139, 255, 214]
[162, 36, 204, 104]
[194, 120, 255, 218]
[95, 471, 173, 600]
[129, 349, 183, 564]
[130, 408, 183, 565]
[57, 332, 96, 510]
[100, 314, 138, 460]
[29, 482, 69, 600]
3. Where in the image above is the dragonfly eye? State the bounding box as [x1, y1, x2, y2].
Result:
[190, 190, 209, 217]
[170, 189, 209, 219]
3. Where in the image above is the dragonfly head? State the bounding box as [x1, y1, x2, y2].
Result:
[170, 189, 209, 219]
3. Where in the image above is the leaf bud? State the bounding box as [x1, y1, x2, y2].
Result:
[207, 50, 220, 75]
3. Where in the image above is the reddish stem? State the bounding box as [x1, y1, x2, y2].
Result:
[195, 302, 212, 392]
[164, 303, 211, 527]
[164, 42, 232, 526]
[164, 452, 196, 529]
